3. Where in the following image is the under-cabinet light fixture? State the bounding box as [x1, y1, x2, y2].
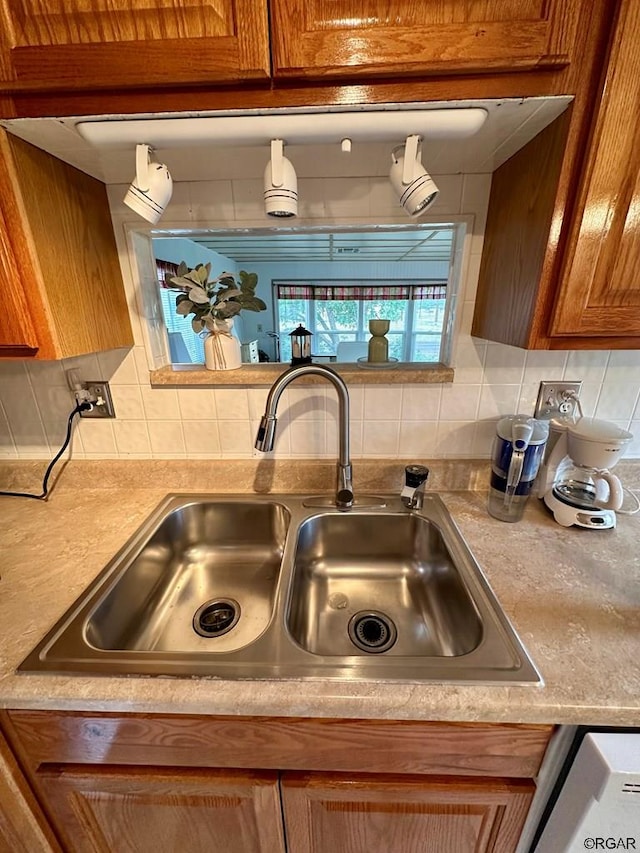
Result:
[76, 107, 489, 148]
[264, 139, 298, 218]
[123, 143, 173, 224]
[390, 135, 439, 218]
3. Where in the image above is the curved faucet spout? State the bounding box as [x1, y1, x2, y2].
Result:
[254, 364, 353, 509]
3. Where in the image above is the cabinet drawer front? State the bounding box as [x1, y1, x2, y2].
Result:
[270, 0, 585, 79]
[0, 1, 270, 90]
[6, 712, 553, 779]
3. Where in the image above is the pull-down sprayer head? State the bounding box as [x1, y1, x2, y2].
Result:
[254, 363, 353, 509]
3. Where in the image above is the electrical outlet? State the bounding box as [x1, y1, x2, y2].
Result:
[77, 381, 116, 418]
[534, 381, 582, 421]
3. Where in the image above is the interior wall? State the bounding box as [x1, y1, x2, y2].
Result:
[0, 167, 639, 461]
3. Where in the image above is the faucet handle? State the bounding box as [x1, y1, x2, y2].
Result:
[405, 464, 429, 488]
[402, 465, 430, 509]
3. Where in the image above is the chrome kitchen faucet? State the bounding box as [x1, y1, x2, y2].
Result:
[255, 363, 354, 509]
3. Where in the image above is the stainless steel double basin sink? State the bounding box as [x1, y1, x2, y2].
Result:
[20, 494, 541, 684]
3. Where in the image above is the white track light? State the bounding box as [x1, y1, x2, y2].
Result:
[389, 135, 439, 218]
[264, 139, 298, 218]
[123, 143, 173, 224]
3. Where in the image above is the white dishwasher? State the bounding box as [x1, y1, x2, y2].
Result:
[532, 730, 640, 852]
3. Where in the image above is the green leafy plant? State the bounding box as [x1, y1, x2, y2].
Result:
[168, 262, 266, 335]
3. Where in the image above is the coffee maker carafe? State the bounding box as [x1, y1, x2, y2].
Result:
[538, 417, 633, 529]
[488, 416, 549, 522]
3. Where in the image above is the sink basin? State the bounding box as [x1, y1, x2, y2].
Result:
[19, 494, 541, 685]
[287, 513, 483, 657]
[85, 501, 290, 654]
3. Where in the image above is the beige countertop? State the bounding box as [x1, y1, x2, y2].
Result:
[0, 459, 638, 726]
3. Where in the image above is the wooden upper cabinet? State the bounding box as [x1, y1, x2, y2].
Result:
[549, 0, 640, 338]
[0, 130, 133, 359]
[0, 1, 270, 92]
[270, 0, 586, 80]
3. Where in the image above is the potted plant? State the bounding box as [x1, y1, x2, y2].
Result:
[168, 262, 266, 370]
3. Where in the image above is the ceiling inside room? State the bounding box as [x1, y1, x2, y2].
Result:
[172, 226, 455, 264]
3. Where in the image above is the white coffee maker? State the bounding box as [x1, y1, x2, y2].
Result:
[538, 417, 633, 529]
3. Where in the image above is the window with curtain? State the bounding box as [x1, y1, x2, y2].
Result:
[275, 281, 447, 362]
[156, 259, 205, 363]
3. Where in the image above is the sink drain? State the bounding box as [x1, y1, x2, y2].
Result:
[193, 598, 240, 638]
[348, 611, 397, 654]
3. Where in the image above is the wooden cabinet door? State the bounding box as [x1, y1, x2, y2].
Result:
[550, 0, 640, 339]
[281, 772, 534, 853]
[0, 1, 270, 93]
[0, 130, 133, 359]
[270, 0, 586, 80]
[35, 766, 285, 853]
[0, 729, 62, 853]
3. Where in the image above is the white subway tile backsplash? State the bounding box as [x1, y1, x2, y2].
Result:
[478, 384, 521, 420]
[110, 385, 145, 420]
[0, 401, 17, 458]
[362, 421, 400, 456]
[483, 344, 526, 385]
[3, 168, 640, 463]
[564, 350, 610, 384]
[289, 419, 326, 456]
[595, 381, 640, 422]
[398, 421, 438, 457]
[214, 388, 250, 421]
[183, 420, 221, 455]
[452, 339, 486, 384]
[364, 386, 402, 421]
[26, 360, 67, 388]
[231, 179, 265, 221]
[112, 421, 151, 455]
[435, 421, 477, 457]
[439, 384, 481, 421]
[219, 420, 252, 455]
[627, 421, 640, 456]
[323, 177, 370, 217]
[148, 420, 185, 454]
[133, 346, 152, 385]
[523, 350, 568, 383]
[98, 348, 139, 385]
[473, 419, 499, 458]
[141, 387, 181, 420]
[400, 385, 442, 421]
[77, 419, 117, 455]
[189, 180, 234, 222]
[287, 387, 327, 421]
[177, 389, 217, 421]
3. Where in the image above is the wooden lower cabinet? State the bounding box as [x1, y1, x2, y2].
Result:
[35, 767, 284, 853]
[282, 772, 534, 853]
[1, 712, 552, 853]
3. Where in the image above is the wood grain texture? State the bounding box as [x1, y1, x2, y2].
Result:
[4, 132, 133, 358]
[6, 712, 553, 779]
[0, 1, 270, 91]
[550, 0, 640, 337]
[0, 727, 62, 853]
[270, 0, 583, 79]
[36, 767, 285, 853]
[281, 772, 534, 853]
[472, 110, 571, 348]
[471, 0, 619, 349]
[0, 129, 55, 356]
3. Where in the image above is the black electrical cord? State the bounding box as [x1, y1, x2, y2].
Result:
[0, 401, 91, 501]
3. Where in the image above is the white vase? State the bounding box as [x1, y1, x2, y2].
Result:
[204, 320, 242, 371]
